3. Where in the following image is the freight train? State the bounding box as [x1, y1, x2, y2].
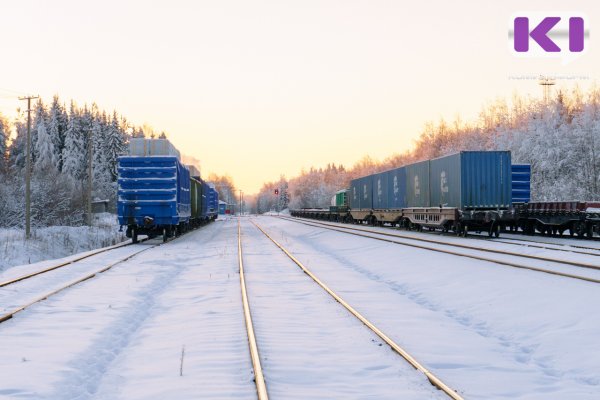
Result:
[291, 151, 600, 239]
[117, 139, 218, 243]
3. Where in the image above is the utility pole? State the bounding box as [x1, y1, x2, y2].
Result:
[539, 76, 555, 104]
[19, 95, 39, 239]
[87, 128, 93, 226]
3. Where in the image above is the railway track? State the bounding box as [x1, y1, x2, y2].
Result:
[469, 234, 600, 255]
[250, 219, 464, 400]
[0, 237, 149, 288]
[237, 219, 269, 400]
[0, 240, 161, 324]
[279, 216, 600, 285]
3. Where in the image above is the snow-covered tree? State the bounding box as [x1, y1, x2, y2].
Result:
[47, 96, 67, 171]
[61, 101, 86, 181]
[0, 114, 9, 172]
[34, 117, 57, 171]
[104, 111, 127, 181]
[31, 99, 47, 165]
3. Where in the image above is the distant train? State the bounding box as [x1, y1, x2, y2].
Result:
[117, 139, 218, 243]
[291, 151, 600, 239]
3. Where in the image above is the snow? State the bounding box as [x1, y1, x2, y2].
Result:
[0, 213, 127, 273]
[257, 217, 600, 398]
[0, 215, 599, 398]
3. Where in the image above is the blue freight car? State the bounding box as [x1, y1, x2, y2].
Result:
[118, 156, 191, 242]
[511, 164, 531, 203]
[207, 183, 219, 220]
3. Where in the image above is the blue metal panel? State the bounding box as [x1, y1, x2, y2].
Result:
[429, 151, 512, 209]
[207, 185, 219, 216]
[200, 180, 209, 218]
[117, 156, 190, 227]
[349, 175, 373, 209]
[511, 164, 531, 203]
[372, 172, 389, 209]
[461, 151, 511, 208]
[386, 167, 407, 209]
[406, 160, 430, 207]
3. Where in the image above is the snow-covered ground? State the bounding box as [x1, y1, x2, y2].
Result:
[257, 216, 600, 399]
[1, 215, 599, 399]
[0, 213, 127, 272]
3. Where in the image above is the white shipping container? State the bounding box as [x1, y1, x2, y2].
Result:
[128, 138, 181, 159]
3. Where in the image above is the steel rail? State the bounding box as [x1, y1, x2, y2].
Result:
[0, 237, 149, 288]
[281, 217, 600, 271]
[251, 219, 464, 400]
[471, 235, 600, 255]
[0, 244, 158, 324]
[238, 219, 269, 400]
[279, 217, 600, 285]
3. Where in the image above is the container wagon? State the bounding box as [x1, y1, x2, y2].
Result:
[118, 156, 191, 243]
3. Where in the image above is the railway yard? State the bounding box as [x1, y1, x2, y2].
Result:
[1, 216, 600, 399]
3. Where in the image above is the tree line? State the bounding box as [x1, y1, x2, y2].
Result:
[257, 86, 600, 210]
[0, 96, 148, 227]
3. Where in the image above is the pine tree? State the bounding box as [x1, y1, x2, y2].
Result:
[104, 111, 127, 181]
[0, 114, 8, 172]
[31, 99, 47, 165]
[47, 96, 66, 171]
[62, 101, 86, 181]
[8, 119, 27, 170]
[35, 117, 57, 171]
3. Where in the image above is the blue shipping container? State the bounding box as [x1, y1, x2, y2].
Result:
[511, 164, 531, 203]
[349, 175, 373, 209]
[117, 156, 190, 227]
[405, 160, 430, 207]
[386, 167, 407, 209]
[429, 151, 512, 209]
[372, 171, 389, 209]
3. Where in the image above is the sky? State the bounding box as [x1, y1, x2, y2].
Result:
[0, 0, 598, 194]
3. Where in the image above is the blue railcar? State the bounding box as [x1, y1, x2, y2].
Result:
[200, 180, 210, 219]
[511, 164, 531, 203]
[118, 156, 190, 242]
[207, 184, 219, 219]
[218, 200, 227, 215]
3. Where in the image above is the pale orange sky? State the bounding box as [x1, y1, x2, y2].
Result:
[1, 1, 598, 193]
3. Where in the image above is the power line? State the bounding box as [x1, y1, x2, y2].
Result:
[0, 87, 29, 96]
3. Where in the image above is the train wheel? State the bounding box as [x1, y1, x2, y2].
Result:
[162, 228, 168, 243]
[461, 225, 468, 237]
[455, 222, 462, 236]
